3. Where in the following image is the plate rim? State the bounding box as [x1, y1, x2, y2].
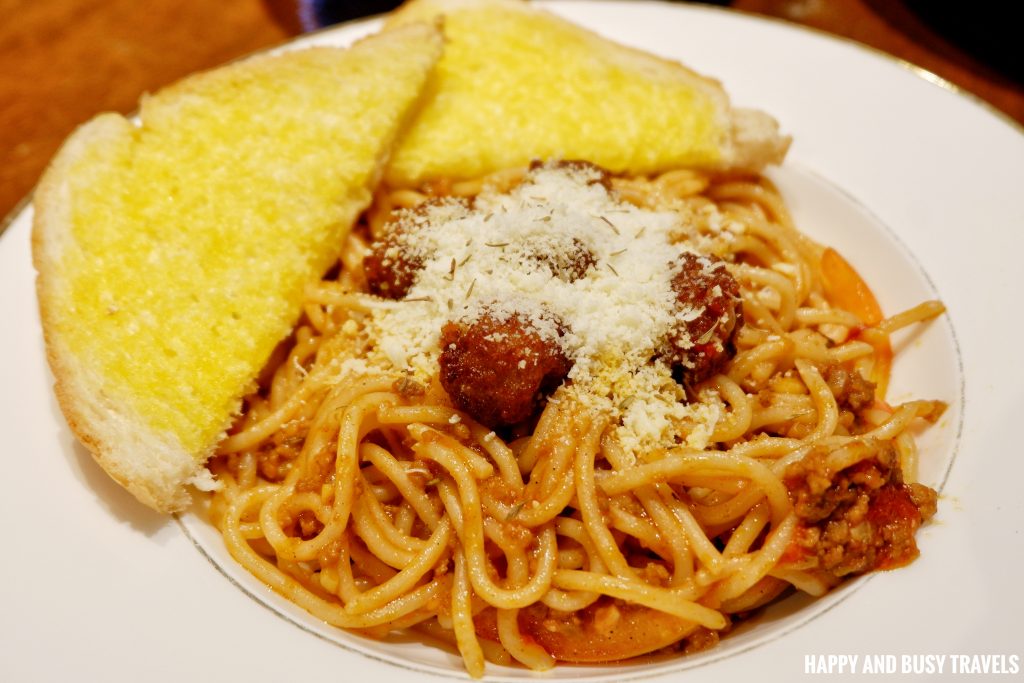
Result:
[2, 2, 1018, 681]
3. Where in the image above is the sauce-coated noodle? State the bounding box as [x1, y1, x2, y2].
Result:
[208, 166, 944, 677]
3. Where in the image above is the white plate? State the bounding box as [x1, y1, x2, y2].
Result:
[2, 3, 1022, 681]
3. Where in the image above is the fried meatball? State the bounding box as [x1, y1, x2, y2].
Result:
[666, 251, 743, 383]
[520, 237, 596, 283]
[438, 307, 572, 427]
[364, 198, 470, 299]
[363, 229, 424, 299]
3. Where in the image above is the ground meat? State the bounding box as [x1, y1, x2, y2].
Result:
[823, 363, 877, 412]
[665, 251, 744, 383]
[783, 442, 938, 579]
[295, 510, 324, 540]
[253, 442, 294, 482]
[438, 307, 572, 427]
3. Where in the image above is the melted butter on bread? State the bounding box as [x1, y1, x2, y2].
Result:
[32, 24, 443, 512]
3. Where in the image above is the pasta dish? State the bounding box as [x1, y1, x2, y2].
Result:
[207, 162, 945, 675]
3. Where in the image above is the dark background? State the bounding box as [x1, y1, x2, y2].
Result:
[286, 0, 1019, 86]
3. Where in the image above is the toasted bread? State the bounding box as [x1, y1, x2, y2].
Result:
[32, 24, 443, 512]
[385, 0, 789, 186]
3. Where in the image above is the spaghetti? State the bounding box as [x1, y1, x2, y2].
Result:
[208, 162, 945, 676]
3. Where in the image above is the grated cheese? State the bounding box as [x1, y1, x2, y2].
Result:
[364, 164, 735, 452]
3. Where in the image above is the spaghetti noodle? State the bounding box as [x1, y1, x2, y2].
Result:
[208, 162, 944, 676]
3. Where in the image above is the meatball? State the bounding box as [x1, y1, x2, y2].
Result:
[363, 229, 424, 299]
[521, 237, 596, 283]
[364, 198, 469, 299]
[438, 307, 573, 427]
[666, 251, 743, 383]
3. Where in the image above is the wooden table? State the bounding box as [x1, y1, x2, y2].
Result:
[2, 0, 1021, 222]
